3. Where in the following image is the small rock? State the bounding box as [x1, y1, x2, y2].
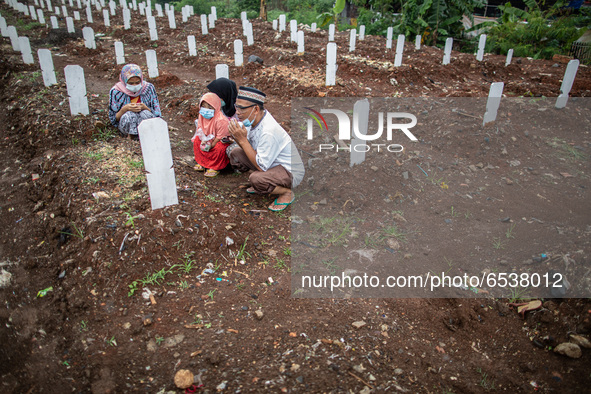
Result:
[123, 322, 131, 330]
[291, 363, 300, 372]
[394, 368, 404, 376]
[360, 387, 371, 394]
[216, 381, 228, 391]
[353, 363, 366, 373]
[174, 369, 194, 389]
[318, 198, 327, 205]
[147, 339, 157, 352]
[444, 219, 452, 224]
[506, 178, 513, 185]
[248, 55, 263, 64]
[554, 342, 582, 359]
[143, 318, 153, 326]
[295, 376, 304, 384]
[370, 166, 378, 171]
[468, 164, 478, 172]
[369, 374, 376, 381]
[402, 171, 409, 180]
[387, 238, 401, 250]
[352, 321, 366, 329]
[570, 334, 591, 349]
[255, 310, 264, 320]
[163, 334, 185, 348]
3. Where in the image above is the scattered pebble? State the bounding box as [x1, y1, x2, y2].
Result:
[255, 310, 264, 320]
[352, 321, 366, 329]
[174, 369, 194, 389]
[554, 342, 582, 359]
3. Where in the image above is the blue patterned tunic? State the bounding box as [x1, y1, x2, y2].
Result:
[108, 82, 162, 127]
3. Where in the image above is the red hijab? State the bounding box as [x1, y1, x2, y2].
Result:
[198, 93, 230, 139]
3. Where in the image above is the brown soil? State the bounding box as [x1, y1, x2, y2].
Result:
[0, 6, 590, 394]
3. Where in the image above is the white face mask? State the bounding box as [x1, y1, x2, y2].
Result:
[126, 83, 141, 93]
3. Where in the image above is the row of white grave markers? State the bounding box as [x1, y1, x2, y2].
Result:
[234, 39, 243, 66]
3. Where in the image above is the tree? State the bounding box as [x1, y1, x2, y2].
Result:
[260, 0, 267, 20]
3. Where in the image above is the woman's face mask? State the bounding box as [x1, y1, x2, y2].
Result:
[126, 83, 142, 93]
[200, 108, 215, 119]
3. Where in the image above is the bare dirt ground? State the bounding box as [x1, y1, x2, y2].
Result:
[1, 5, 591, 394]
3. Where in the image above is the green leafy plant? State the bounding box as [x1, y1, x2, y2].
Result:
[236, 236, 251, 261]
[155, 335, 164, 345]
[207, 289, 216, 300]
[505, 223, 516, 239]
[106, 336, 117, 347]
[60, 223, 84, 239]
[178, 252, 196, 274]
[318, 0, 346, 30]
[128, 281, 138, 297]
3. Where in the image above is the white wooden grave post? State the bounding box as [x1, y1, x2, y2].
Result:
[242, 18, 248, 35]
[19, 37, 34, 64]
[37, 9, 46, 23]
[297, 30, 304, 54]
[328, 23, 335, 41]
[28, 5, 37, 19]
[167, 9, 175, 28]
[386, 27, 393, 49]
[289, 19, 297, 42]
[208, 13, 214, 29]
[326, 42, 337, 86]
[69, 0, 74, 7]
[240, 11, 246, 20]
[109, 1, 115, 15]
[46, 0, 52, 12]
[483, 82, 504, 126]
[359, 25, 365, 40]
[215, 64, 228, 79]
[145, 49, 159, 78]
[114, 40, 125, 64]
[311, 22, 316, 33]
[85, 6, 92, 23]
[211, 6, 216, 20]
[187, 35, 196, 56]
[132, 0, 137, 10]
[351, 99, 369, 167]
[123, 9, 130, 29]
[234, 39, 243, 66]
[181, 6, 187, 23]
[272, 19, 277, 30]
[443, 37, 453, 65]
[155, 3, 162, 17]
[556, 59, 580, 109]
[82, 26, 96, 49]
[0, 17, 8, 37]
[415, 35, 421, 50]
[61, 5, 68, 16]
[102, 9, 109, 26]
[394, 34, 404, 67]
[246, 21, 253, 46]
[50, 15, 59, 28]
[38, 48, 57, 86]
[7, 26, 20, 51]
[64, 65, 89, 115]
[148, 16, 157, 40]
[476, 34, 486, 61]
[505, 49, 513, 66]
[73, 10, 80, 20]
[76, 0, 81, 9]
[66, 16, 74, 32]
[200, 14, 207, 35]
[138, 118, 179, 211]
[279, 14, 285, 32]
[349, 28, 355, 52]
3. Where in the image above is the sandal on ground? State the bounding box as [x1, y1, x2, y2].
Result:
[204, 169, 219, 177]
[246, 187, 256, 194]
[194, 164, 205, 171]
[268, 195, 296, 212]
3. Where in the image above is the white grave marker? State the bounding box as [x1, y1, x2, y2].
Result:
[28, 5, 37, 19]
[167, 9, 175, 28]
[62, 5, 68, 16]
[246, 21, 253, 46]
[386, 27, 393, 49]
[234, 39, 243, 66]
[114, 40, 125, 64]
[394, 34, 405, 67]
[272, 19, 277, 30]
[289, 19, 297, 42]
[148, 16, 157, 40]
[187, 35, 196, 56]
[349, 28, 356, 52]
[359, 25, 365, 40]
[66, 16, 74, 32]
[145, 49, 159, 78]
[350, 99, 369, 166]
[476, 34, 486, 61]
[64, 65, 89, 115]
[0, 17, 8, 37]
[483, 82, 504, 126]
[279, 14, 285, 32]
[181, 6, 187, 22]
[200, 14, 207, 35]
[7, 26, 20, 51]
[73, 10, 80, 20]
[46, 0, 52, 12]
[326, 42, 337, 86]
[311, 22, 316, 33]
[505, 49, 513, 66]
[556, 59, 580, 109]
[297, 30, 304, 54]
[415, 35, 421, 50]
[208, 13, 214, 28]
[123, 9, 130, 29]
[138, 118, 179, 211]
[240, 11, 246, 20]
[37, 9, 46, 23]
[443, 37, 453, 65]
[38, 48, 57, 86]
[215, 64, 228, 79]
[85, 6, 92, 23]
[50, 15, 58, 28]
[76, 0, 81, 9]
[19, 37, 34, 64]
[82, 26, 96, 49]
[328, 23, 335, 41]
[211, 6, 216, 20]
[155, 3, 162, 17]
[109, 1, 115, 15]
[103, 9, 110, 26]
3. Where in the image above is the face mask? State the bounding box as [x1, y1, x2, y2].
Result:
[126, 83, 141, 93]
[242, 107, 256, 127]
[200, 108, 215, 119]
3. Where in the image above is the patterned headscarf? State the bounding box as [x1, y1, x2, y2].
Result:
[198, 93, 230, 139]
[113, 64, 147, 97]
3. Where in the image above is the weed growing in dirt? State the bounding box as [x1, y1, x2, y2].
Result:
[492, 237, 505, 250]
[312, 216, 352, 246]
[382, 224, 406, 242]
[207, 289, 216, 300]
[548, 137, 587, 162]
[123, 212, 136, 228]
[155, 335, 164, 345]
[507, 286, 532, 303]
[236, 236, 251, 261]
[79, 321, 88, 332]
[449, 206, 459, 217]
[60, 223, 84, 239]
[13, 71, 41, 82]
[83, 177, 100, 184]
[83, 151, 105, 161]
[505, 223, 516, 239]
[16, 20, 44, 31]
[105, 336, 117, 347]
[283, 247, 291, 256]
[126, 157, 144, 169]
[140, 267, 175, 286]
[477, 367, 496, 390]
[128, 281, 138, 297]
[274, 258, 288, 271]
[93, 126, 117, 142]
[204, 194, 222, 203]
[178, 280, 189, 289]
[322, 259, 340, 275]
[179, 252, 196, 274]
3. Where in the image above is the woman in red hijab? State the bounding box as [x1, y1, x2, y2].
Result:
[192, 93, 231, 177]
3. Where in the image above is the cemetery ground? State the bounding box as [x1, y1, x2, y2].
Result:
[1, 7, 591, 394]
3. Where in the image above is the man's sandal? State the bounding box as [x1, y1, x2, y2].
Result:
[268, 195, 296, 212]
[246, 187, 256, 194]
[204, 169, 219, 177]
[194, 164, 205, 171]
